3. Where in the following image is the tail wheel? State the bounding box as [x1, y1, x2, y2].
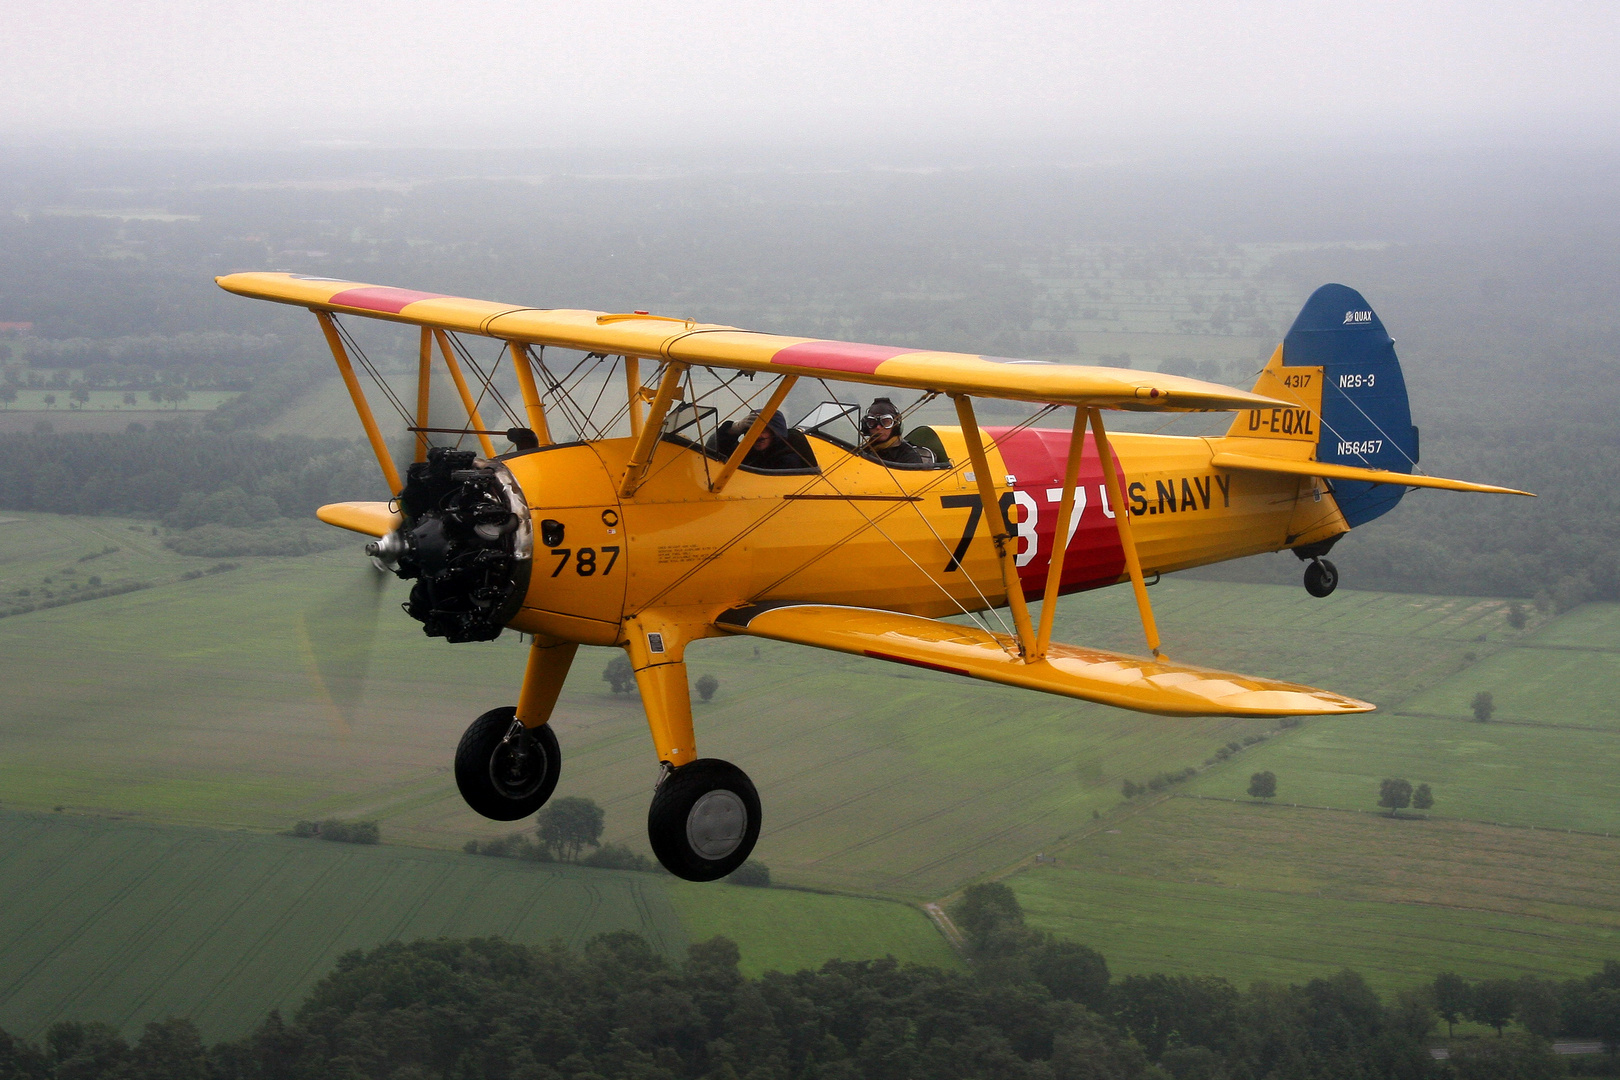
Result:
[454, 706, 561, 820]
[1304, 558, 1339, 598]
[647, 759, 761, 882]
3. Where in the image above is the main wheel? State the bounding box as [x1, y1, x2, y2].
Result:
[647, 759, 761, 882]
[454, 707, 561, 820]
[1304, 558, 1339, 598]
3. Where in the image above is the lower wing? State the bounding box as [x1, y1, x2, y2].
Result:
[716, 603, 1373, 717]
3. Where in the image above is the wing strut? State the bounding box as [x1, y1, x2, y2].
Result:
[316, 312, 402, 494]
[1089, 407, 1163, 657]
[509, 342, 552, 445]
[952, 394, 1038, 659]
[1033, 406, 1090, 659]
[710, 376, 798, 493]
[619, 362, 687, 497]
[414, 328, 432, 463]
[625, 356, 644, 437]
[432, 330, 497, 458]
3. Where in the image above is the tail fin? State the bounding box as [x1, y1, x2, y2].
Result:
[1226, 284, 1419, 527]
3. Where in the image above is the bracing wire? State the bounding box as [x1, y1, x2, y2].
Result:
[331, 317, 416, 429]
[446, 332, 522, 428]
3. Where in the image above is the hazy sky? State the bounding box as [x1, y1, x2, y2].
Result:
[4, 0, 1616, 152]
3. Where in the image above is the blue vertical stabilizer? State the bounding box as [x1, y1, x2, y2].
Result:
[1284, 284, 1419, 528]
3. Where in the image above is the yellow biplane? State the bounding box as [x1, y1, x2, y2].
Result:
[218, 272, 1529, 880]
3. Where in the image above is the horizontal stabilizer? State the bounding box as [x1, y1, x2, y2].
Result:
[716, 603, 1374, 717]
[317, 501, 400, 537]
[1210, 451, 1533, 497]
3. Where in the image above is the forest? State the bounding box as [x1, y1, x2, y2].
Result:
[4, 881, 1617, 1080]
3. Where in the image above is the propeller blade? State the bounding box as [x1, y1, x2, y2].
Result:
[297, 561, 390, 736]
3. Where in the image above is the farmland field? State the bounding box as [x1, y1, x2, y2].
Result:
[0, 809, 683, 1042]
[1398, 602, 1620, 728]
[5, 509, 1620, 1015]
[0, 809, 952, 1042]
[1011, 797, 1620, 992]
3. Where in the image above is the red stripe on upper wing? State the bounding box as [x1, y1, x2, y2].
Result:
[328, 286, 449, 314]
[771, 341, 919, 375]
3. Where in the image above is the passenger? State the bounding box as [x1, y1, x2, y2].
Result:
[861, 398, 934, 464]
[714, 408, 812, 470]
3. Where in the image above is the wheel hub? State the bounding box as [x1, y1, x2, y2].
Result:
[489, 724, 547, 800]
[685, 789, 747, 859]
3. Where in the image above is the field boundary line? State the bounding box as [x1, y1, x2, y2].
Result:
[1388, 710, 1620, 735]
[1173, 793, 1620, 841]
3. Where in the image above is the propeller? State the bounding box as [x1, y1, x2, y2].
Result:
[296, 555, 391, 737]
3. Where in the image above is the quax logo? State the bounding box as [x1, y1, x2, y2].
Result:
[1343, 310, 1373, 324]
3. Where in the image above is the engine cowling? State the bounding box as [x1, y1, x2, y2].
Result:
[374, 447, 533, 643]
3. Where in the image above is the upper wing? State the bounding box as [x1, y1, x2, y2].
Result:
[1210, 451, 1533, 496]
[716, 603, 1373, 717]
[216, 271, 1288, 412]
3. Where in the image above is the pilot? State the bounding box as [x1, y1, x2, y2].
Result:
[714, 408, 812, 470]
[861, 398, 934, 464]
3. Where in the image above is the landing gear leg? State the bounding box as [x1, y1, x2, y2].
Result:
[452, 637, 575, 820]
[626, 618, 762, 881]
[1304, 558, 1339, 598]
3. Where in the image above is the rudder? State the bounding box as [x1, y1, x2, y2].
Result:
[1227, 284, 1419, 528]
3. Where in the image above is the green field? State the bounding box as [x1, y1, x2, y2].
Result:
[0, 809, 953, 1042]
[1010, 797, 1620, 992]
[5, 510, 1620, 1023]
[997, 586, 1620, 989]
[1398, 602, 1620, 728]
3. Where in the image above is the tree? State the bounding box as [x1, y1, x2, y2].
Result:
[1247, 771, 1277, 800]
[1378, 778, 1413, 817]
[1412, 783, 1434, 811]
[1027, 939, 1110, 1011]
[69, 386, 89, 407]
[43, 393, 55, 408]
[161, 386, 190, 408]
[1515, 976, 1561, 1041]
[1448, 1034, 1566, 1080]
[696, 673, 719, 702]
[1472, 977, 1519, 1035]
[149, 388, 163, 404]
[951, 882, 1024, 955]
[0, 385, 14, 407]
[536, 795, 605, 861]
[1472, 691, 1495, 722]
[603, 654, 635, 693]
[123, 391, 137, 406]
[1593, 987, 1620, 1056]
[1507, 603, 1527, 630]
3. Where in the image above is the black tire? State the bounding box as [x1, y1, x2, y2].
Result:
[1304, 558, 1339, 598]
[454, 707, 561, 821]
[647, 759, 761, 882]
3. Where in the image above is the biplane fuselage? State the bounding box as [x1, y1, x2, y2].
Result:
[218, 271, 1528, 880]
[500, 425, 1341, 648]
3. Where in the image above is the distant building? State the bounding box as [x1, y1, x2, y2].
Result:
[0, 322, 32, 336]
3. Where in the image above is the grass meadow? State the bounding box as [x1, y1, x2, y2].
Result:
[1011, 797, 1620, 992]
[0, 809, 683, 1042]
[0, 809, 953, 1042]
[5, 511, 1620, 1022]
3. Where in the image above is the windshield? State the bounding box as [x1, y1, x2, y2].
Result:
[795, 400, 861, 439]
